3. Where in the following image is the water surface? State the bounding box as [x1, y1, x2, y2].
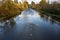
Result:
[0, 8, 60, 40]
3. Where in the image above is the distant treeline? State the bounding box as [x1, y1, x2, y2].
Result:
[0, 0, 60, 20]
[30, 1, 60, 16]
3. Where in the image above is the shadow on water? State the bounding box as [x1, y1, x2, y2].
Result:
[0, 8, 60, 40]
[0, 18, 16, 40]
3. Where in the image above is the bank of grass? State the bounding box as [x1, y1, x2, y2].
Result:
[0, 11, 21, 21]
[40, 10, 60, 17]
[40, 10, 60, 22]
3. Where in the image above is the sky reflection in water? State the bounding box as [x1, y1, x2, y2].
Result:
[0, 8, 60, 40]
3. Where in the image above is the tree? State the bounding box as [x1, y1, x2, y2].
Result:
[31, 1, 36, 9]
[0, 0, 20, 19]
[41, 0, 46, 5]
[22, 1, 28, 10]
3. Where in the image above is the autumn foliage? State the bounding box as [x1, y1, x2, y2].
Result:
[0, 1, 21, 19]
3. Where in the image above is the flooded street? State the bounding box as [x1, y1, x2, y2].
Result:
[0, 8, 60, 40]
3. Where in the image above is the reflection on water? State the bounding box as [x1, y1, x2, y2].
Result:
[0, 18, 16, 40]
[0, 8, 60, 40]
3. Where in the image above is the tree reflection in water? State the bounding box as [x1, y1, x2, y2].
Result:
[0, 8, 60, 40]
[0, 19, 16, 40]
[40, 14, 60, 25]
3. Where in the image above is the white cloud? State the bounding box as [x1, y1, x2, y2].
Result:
[18, 0, 60, 4]
[18, 0, 41, 4]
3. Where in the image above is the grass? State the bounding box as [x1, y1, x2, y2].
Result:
[40, 10, 60, 22]
[0, 11, 21, 21]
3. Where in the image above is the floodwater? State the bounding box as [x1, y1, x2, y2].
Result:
[0, 8, 60, 40]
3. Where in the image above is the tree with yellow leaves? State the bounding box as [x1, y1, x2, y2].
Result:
[0, 0, 21, 19]
[40, 0, 46, 5]
[22, 1, 28, 10]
